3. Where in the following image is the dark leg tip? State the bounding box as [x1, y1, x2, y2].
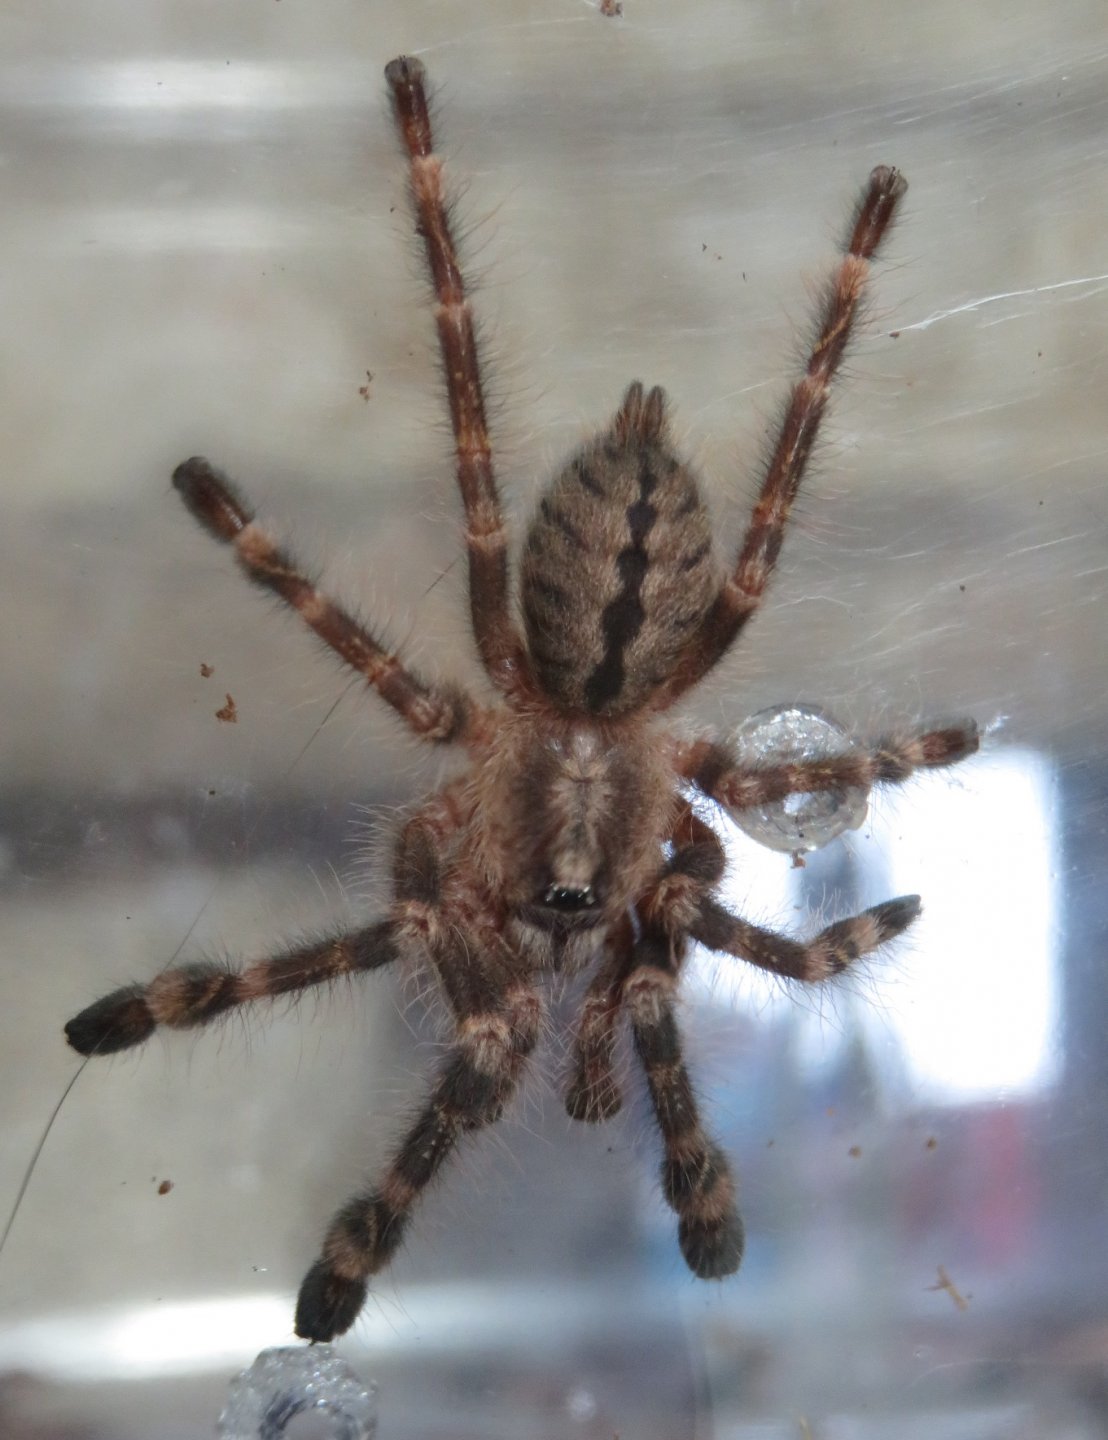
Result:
[294, 1261, 368, 1343]
[924, 719, 980, 765]
[868, 893, 922, 940]
[65, 987, 155, 1056]
[172, 457, 251, 541]
[869, 164, 908, 202]
[385, 55, 425, 89]
[679, 1210, 745, 1279]
[565, 1074, 623, 1124]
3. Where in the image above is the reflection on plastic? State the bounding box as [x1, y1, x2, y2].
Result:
[218, 1347, 377, 1440]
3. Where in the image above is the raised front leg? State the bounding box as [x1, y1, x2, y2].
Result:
[660, 166, 909, 705]
[385, 57, 532, 698]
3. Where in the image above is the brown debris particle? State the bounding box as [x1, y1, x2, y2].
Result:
[157, 1179, 174, 1196]
[215, 694, 238, 723]
[848, 1144, 862, 1158]
[199, 662, 214, 677]
[600, 0, 623, 13]
[928, 1264, 969, 1312]
[358, 370, 375, 401]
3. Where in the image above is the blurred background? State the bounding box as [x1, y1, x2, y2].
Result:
[1, 0, 1106, 1435]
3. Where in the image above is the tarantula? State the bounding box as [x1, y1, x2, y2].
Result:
[65, 56, 978, 1341]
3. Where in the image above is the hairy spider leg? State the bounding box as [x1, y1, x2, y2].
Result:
[623, 924, 745, 1278]
[173, 458, 472, 744]
[295, 797, 541, 1342]
[565, 917, 634, 1123]
[64, 923, 401, 1056]
[294, 976, 539, 1341]
[690, 892, 922, 984]
[565, 802, 727, 1125]
[676, 718, 980, 811]
[386, 57, 532, 698]
[661, 166, 909, 704]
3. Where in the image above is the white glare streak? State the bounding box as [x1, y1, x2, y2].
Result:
[0, 60, 362, 112]
[896, 273, 1108, 333]
[0, 1281, 647, 1381]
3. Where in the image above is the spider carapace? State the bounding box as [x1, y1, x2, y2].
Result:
[65, 56, 978, 1341]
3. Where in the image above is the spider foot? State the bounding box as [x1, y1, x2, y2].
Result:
[565, 1067, 623, 1123]
[663, 1144, 744, 1277]
[172, 457, 251, 542]
[65, 986, 154, 1055]
[294, 1261, 368, 1343]
[678, 1209, 745, 1279]
[812, 893, 922, 973]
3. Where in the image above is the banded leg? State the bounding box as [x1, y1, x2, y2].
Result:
[392, 791, 531, 1069]
[385, 57, 532, 697]
[676, 719, 979, 812]
[623, 926, 743, 1279]
[64, 922, 400, 1056]
[690, 893, 921, 984]
[639, 804, 728, 934]
[295, 976, 540, 1341]
[565, 918, 634, 1123]
[661, 166, 908, 704]
[173, 458, 471, 744]
[566, 808, 728, 1124]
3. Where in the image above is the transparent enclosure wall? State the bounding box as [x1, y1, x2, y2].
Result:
[2, 1, 1107, 1436]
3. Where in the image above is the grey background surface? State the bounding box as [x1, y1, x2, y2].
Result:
[2, 1, 1106, 1436]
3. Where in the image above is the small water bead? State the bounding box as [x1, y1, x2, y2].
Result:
[728, 704, 868, 854]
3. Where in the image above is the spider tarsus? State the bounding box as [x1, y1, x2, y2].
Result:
[384, 56, 433, 162]
[293, 1261, 367, 1343]
[849, 166, 908, 258]
[65, 987, 154, 1056]
[867, 893, 923, 940]
[384, 54, 425, 90]
[678, 1210, 745, 1279]
[564, 1074, 623, 1123]
[813, 894, 922, 972]
[172, 457, 252, 541]
[923, 719, 980, 766]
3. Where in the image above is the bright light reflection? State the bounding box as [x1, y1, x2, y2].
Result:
[692, 748, 1058, 1104]
[0, 1282, 645, 1381]
[1, 61, 367, 111]
[0, 1294, 290, 1381]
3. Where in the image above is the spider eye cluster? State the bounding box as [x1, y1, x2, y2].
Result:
[540, 884, 598, 912]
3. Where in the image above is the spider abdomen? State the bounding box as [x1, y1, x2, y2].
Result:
[521, 382, 717, 716]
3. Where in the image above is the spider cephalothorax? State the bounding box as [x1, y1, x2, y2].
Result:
[65, 55, 978, 1342]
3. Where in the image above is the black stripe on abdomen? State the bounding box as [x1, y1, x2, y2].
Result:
[583, 458, 658, 711]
